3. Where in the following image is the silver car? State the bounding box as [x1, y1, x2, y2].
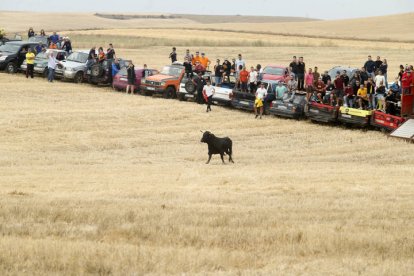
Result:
[55, 50, 89, 83]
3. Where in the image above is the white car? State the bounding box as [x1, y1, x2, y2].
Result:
[55, 50, 89, 83]
[178, 73, 235, 106]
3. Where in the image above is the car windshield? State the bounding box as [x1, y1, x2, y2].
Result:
[160, 66, 182, 77]
[0, 43, 20, 53]
[118, 67, 127, 76]
[263, 67, 285, 76]
[35, 52, 48, 59]
[66, 52, 88, 63]
[28, 36, 48, 44]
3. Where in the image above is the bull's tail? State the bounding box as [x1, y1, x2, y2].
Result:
[226, 138, 234, 163]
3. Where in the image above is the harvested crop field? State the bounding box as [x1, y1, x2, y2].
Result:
[0, 73, 414, 275]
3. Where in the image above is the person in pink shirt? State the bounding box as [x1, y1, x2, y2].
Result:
[305, 67, 314, 101]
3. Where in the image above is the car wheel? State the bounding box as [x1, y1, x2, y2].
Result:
[6, 62, 17, 74]
[74, 72, 83, 84]
[163, 87, 175, 99]
[185, 81, 196, 93]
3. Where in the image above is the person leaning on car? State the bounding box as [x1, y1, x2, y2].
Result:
[25, 48, 35, 79]
[87, 46, 97, 69]
[193, 72, 206, 105]
[106, 43, 115, 60]
[214, 59, 223, 86]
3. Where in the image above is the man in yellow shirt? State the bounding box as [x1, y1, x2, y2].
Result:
[356, 84, 368, 109]
[200, 52, 210, 70]
[25, 48, 35, 79]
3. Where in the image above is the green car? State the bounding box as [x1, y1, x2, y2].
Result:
[20, 49, 67, 77]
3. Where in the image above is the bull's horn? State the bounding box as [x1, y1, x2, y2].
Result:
[200, 130, 204, 133]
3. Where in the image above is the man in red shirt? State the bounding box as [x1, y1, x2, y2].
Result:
[401, 70, 413, 95]
[314, 77, 326, 103]
[343, 83, 355, 108]
[239, 66, 249, 92]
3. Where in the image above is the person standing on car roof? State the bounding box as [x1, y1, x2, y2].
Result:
[305, 68, 314, 101]
[49, 32, 59, 45]
[126, 62, 136, 95]
[214, 59, 223, 86]
[183, 57, 193, 78]
[239, 66, 249, 93]
[202, 79, 215, 112]
[379, 59, 388, 88]
[200, 53, 210, 70]
[312, 66, 320, 87]
[321, 70, 331, 84]
[297, 57, 305, 91]
[222, 59, 231, 77]
[364, 55, 376, 79]
[25, 48, 35, 79]
[235, 54, 245, 76]
[184, 49, 192, 63]
[106, 43, 115, 60]
[169, 47, 177, 63]
[289, 56, 298, 80]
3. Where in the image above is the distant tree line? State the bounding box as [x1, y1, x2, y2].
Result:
[94, 13, 180, 20]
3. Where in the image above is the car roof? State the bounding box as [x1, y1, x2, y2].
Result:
[265, 64, 287, 68]
[70, 50, 89, 54]
[6, 41, 39, 46]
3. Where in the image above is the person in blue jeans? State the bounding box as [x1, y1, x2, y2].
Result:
[47, 51, 60, 82]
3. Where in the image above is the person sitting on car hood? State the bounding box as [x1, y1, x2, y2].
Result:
[194, 61, 205, 75]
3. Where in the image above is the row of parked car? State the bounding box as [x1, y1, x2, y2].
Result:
[0, 40, 413, 134]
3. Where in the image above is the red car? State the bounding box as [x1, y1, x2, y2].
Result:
[261, 65, 288, 82]
[112, 67, 159, 92]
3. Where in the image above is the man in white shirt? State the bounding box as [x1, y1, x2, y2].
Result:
[235, 54, 245, 81]
[374, 70, 386, 88]
[47, 50, 60, 83]
[202, 80, 215, 112]
[248, 66, 258, 93]
[255, 83, 267, 119]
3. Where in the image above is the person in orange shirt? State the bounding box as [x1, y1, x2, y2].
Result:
[192, 51, 201, 65]
[239, 66, 249, 92]
[199, 52, 210, 69]
[49, 43, 57, 49]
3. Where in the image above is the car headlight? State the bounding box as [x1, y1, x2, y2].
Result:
[160, 82, 166, 86]
[0, 55, 7, 61]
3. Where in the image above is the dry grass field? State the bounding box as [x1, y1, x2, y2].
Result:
[1, 11, 414, 275]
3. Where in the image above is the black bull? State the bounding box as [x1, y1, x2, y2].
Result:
[200, 131, 234, 164]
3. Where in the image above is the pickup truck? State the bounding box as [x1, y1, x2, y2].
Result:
[0, 41, 42, 73]
[140, 62, 185, 98]
[55, 50, 89, 83]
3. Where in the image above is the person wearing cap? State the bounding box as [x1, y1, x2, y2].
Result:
[401, 69, 413, 95]
[192, 51, 201, 65]
[169, 47, 177, 63]
[202, 79, 215, 112]
[214, 59, 223, 86]
[200, 53, 210, 69]
[254, 83, 267, 119]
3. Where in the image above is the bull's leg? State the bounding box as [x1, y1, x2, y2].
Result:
[220, 153, 225, 164]
[229, 154, 234, 163]
[206, 154, 212, 164]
